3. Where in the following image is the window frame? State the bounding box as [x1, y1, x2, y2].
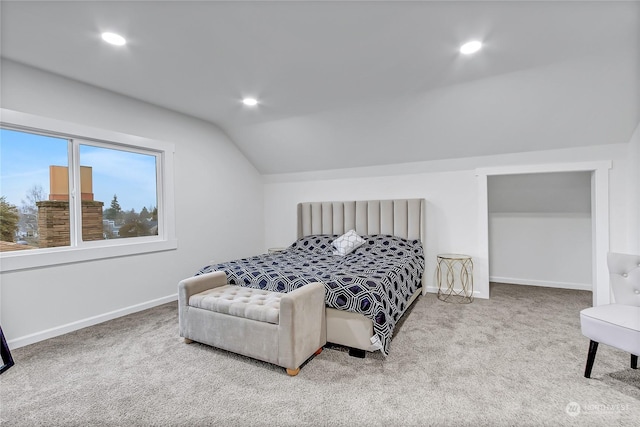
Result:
[0, 108, 177, 272]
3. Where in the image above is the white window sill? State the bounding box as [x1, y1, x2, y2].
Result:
[0, 239, 178, 272]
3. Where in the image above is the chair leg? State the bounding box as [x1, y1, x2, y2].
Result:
[632, 354, 638, 370]
[0, 326, 15, 375]
[584, 340, 599, 378]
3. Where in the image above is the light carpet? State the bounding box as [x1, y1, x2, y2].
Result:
[1, 283, 638, 426]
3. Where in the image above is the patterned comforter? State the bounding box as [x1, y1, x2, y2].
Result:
[197, 234, 424, 355]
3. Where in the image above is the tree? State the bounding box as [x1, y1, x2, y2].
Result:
[0, 196, 20, 242]
[104, 194, 122, 222]
[123, 208, 138, 224]
[110, 194, 121, 212]
[19, 184, 46, 238]
[118, 221, 151, 238]
[139, 206, 150, 221]
[22, 184, 46, 209]
[119, 209, 150, 237]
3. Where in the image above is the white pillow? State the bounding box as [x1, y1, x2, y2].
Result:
[332, 229, 365, 256]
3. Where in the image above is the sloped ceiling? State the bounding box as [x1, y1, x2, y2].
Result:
[1, 1, 638, 174]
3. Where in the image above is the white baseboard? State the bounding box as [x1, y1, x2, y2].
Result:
[425, 285, 439, 294]
[490, 276, 592, 291]
[8, 294, 178, 349]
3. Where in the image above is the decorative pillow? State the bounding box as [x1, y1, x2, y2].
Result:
[332, 229, 365, 256]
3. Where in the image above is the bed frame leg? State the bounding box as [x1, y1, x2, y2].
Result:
[348, 348, 366, 358]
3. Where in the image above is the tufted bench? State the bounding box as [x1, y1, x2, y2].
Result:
[178, 271, 326, 376]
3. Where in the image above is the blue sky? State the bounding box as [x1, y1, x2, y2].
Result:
[1, 128, 157, 212]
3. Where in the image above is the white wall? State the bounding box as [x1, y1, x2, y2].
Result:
[489, 213, 592, 289]
[628, 123, 640, 254]
[0, 60, 264, 346]
[264, 143, 632, 299]
[488, 172, 592, 290]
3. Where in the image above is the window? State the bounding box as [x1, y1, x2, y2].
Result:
[0, 129, 70, 250]
[78, 144, 158, 241]
[0, 108, 176, 271]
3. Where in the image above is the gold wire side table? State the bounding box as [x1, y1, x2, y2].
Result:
[436, 254, 474, 303]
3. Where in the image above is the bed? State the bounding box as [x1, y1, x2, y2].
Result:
[197, 199, 426, 356]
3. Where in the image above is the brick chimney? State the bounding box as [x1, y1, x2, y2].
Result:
[37, 166, 104, 248]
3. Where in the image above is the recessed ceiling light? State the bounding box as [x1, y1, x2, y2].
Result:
[242, 97, 259, 107]
[460, 40, 482, 55]
[101, 32, 127, 46]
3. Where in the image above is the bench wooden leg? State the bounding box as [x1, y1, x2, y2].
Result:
[184, 338, 194, 344]
[286, 367, 300, 376]
[632, 354, 638, 369]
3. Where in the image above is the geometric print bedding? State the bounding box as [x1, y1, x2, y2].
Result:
[196, 234, 424, 355]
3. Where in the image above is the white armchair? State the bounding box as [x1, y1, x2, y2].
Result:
[580, 252, 640, 378]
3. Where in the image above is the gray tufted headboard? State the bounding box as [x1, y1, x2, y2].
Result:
[297, 199, 425, 242]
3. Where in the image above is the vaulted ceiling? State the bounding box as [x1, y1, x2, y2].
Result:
[1, 1, 638, 174]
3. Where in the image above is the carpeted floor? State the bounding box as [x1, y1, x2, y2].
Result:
[1, 283, 638, 426]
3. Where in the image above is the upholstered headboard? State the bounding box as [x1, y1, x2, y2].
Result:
[297, 199, 425, 242]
